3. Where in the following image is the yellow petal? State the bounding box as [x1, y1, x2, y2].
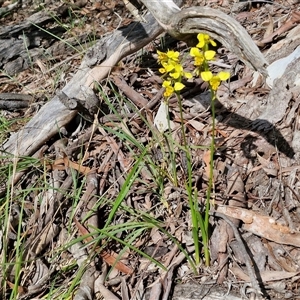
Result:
[197, 33, 204, 40]
[174, 82, 185, 91]
[159, 68, 166, 74]
[167, 50, 180, 61]
[174, 64, 183, 72]
[218, 71, 230, 81]
[210, 39, 217, 47]
[190, 47, 201, 57]
[210, 76, 221, 90]
[165, 64, 175, 72]
[204, 50, 216, 60]
[170, 72, 180, 79]
[201, 71, 213, 82]
[162, 80, 172, 88]
[184, 72, 193, 79]
[196, 33, 205, 48]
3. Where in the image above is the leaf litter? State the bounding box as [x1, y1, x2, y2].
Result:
[1, 0, 300, 299]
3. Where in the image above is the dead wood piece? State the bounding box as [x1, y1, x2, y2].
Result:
[252, 56, 300, 132]
[0, 3, 75, 38]
[0, 93, 32, 101]
[217, 205, 300, 247]
[0, 93, 32, 110]
[169, 7, 268, 76]
[139, 1, 268, 75]
[3, 96, 77, 156]
[2, 0, 267, 161]
[56, 91, 93, 121]
[0, 99, 29, 110]
[0, 34, 89, 75]
[0, 5, 87, 75]
[2, 0, 177, 157]
[212, 211, 264, 299]
[172, 283, 244, 300]
[112, 75, 148, 108]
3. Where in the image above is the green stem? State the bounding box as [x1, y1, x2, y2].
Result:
[177, 92, 201, 266]
[203, 90, 216, 266]
[166, 100, 178, 187]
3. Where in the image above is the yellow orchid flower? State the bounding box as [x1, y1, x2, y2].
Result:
[162, 80, 185, 98]
[201, 71, 230, 91]
[196, 33, 217, 48]
[168, 64, 193, 80]
[158, 60, 176, 74]
[157, 50, 180, 65]
[169, 64, 183, 79]
[166, 50, 180, 62]
[190, 47, 205, 66]
[157, 50, 168, 62]
[162, 80, 174, 97]
[190, 48, 216, 66]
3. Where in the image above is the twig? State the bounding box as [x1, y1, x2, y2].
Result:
[211, 211, 264, 299]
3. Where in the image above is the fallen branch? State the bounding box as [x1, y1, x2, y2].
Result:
[140, 0, 268, 75]
[2, 0, 267, 158]
[2, 2, 174, 156]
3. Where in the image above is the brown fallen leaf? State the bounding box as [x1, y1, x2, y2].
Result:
[6, 281, 27, 295]
[258, 11, 300, 46]
[203, 150, 211, 179]
[48, 156, 94, 175]
[231, 266, 299, 283]
[217, 205, 300, 247]
[256, 153, 278, 177]
[98, 127, 133, 172]
[74, 217, 133, 275]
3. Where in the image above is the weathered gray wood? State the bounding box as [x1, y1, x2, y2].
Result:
[139, 1, 268, 75]
[2, 0, 268, 157]
[0, 4, 86, 75]
[0, 10, 55, 38]
[139, 0, 181, 25]
[2, 2, 179, 156]
[172, 283, 243, 300]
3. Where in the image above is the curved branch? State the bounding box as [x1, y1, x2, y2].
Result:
[140, 1, 268, 75]
[170, 7, 268, 75]
[139, 0, 181, 26]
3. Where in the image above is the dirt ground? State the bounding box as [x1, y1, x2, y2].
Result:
[1, 0, 300, 299]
